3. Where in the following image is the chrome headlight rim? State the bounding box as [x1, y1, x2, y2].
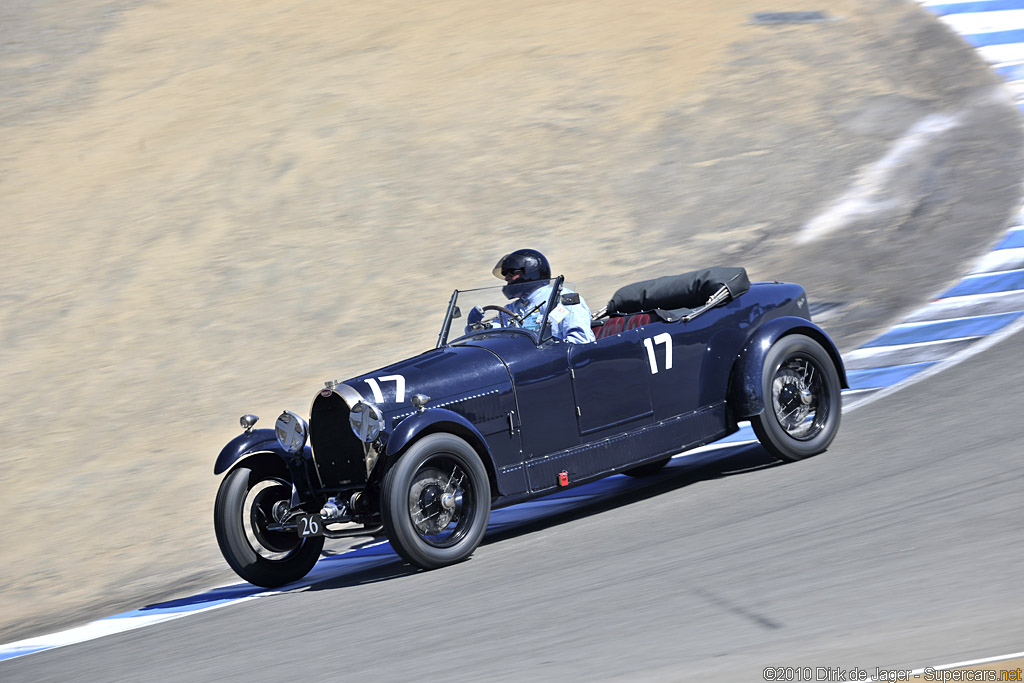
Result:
[275, 410, 309, 454]
[349, 400, 385, 443]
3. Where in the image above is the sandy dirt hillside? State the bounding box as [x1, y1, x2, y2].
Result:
[1, 0, 1020, 641]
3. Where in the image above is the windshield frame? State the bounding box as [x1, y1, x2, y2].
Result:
[437, 275, 565, 348]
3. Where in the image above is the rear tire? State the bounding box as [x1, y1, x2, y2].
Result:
[214, 463, 324, 587]
[750, 334, 841, 462]
[381, 433, 490, 570]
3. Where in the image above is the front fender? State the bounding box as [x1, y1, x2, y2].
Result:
[214, 428, 292, 475]
[385, 408, 492, 461]
[729, 316, 848, 418]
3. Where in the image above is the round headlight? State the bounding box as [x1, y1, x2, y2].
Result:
[349, 401, 384, 443]
[275, 410, 308, 454]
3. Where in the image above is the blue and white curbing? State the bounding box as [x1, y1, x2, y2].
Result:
[4, 0, 1024, 665]
[838, 0, 1024, 409]
[842, 218, 1024, 409]
[924, 0, 1024, 83]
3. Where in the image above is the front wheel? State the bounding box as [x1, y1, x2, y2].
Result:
[381, 433, 491, 570]
[214, 462, 324, 587]
[750, 334, 841, 462]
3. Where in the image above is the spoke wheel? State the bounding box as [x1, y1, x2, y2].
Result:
[214, 462, 324, 587]
[382, 433, 490, 569]
[751, 334, 841, 462]
[771, 355, 826, 440]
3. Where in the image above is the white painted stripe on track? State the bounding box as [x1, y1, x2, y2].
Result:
[940, 9, 1024, 34]
[920, 651, 1024, 669]
[903, 288, 1024, 321]
[0, 595, 270, 661]
[997, 226, 1024, 243]
[838, 387, 880, 397]
[977, 42, 1024, 63]
[842, 336, 979, 368]
[873, 309, 1017, 329]
[971, 245, 1024, 272]
[842, 312, 1024, 410]
[866, 650, 1024, 682]
[953, 264, 1024, 281]
[843, 336, 979, 356]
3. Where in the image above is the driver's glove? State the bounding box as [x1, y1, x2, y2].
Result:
[467, 306, 484, 326]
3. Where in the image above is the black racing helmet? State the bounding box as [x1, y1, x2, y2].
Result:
[492, 248, 551, 283]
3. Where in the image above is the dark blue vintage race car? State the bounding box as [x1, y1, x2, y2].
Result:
[213, 267, 847, 586]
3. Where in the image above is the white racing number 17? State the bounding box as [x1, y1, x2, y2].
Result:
[643, 333, 673, 374]
[364, 375, 407, 404]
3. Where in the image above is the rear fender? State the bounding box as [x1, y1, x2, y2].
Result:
[729, 316, 848, 418]
[385, 408, 498, 496]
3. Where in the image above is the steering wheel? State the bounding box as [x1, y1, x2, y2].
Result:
[481, 305, 523, 326]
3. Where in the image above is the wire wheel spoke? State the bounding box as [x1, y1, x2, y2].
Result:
[406, 457, 473, 548]
[772, 355, 827, 440]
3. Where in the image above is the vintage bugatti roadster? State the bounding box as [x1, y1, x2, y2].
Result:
[213, 267, 846, 586]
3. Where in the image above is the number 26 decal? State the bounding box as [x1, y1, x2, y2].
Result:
[643, 333, 673, 374]
[364, 374, 406, 403]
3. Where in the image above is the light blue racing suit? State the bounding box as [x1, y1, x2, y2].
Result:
[477, 284, 596, 344]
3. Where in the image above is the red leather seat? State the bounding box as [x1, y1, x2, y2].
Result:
[592, 313, 652, 340]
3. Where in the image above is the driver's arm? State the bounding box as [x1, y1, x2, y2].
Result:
[553, 295, 596, 343]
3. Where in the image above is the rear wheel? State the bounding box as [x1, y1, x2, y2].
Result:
[381, 433, 490, 569]
[214, 462, 324, 587]
[750, 334, 841, 462]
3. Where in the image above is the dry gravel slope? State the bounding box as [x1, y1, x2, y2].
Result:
[1, 0, 1020, 641]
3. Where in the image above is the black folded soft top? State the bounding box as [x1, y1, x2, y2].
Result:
[606, 266, 751, 321]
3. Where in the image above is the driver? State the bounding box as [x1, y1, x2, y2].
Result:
[467, 248, 596, 343]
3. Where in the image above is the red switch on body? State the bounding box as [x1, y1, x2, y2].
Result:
[558, 471, 569, 487]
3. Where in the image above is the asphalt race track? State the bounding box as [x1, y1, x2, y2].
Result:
[5, 2, 1024, 682]
[2, 307, 1022, 682]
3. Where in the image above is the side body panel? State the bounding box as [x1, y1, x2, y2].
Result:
[458, 334, 580, 465]
[520, 281, 815, 495]
[567, 332, 653, 436]
[523, 401, 730, 496]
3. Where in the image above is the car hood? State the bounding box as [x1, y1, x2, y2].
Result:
[336, 344, 513, 425]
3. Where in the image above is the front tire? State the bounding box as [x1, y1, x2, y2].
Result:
[750, 334, 841, 462]
[381, 433, 491, 570]
[214, 463, 324, 587]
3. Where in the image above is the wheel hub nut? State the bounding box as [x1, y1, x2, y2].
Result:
[799, 387, 813, 405]
[441, 492, 456, 510]
[272, 500, 290, 523]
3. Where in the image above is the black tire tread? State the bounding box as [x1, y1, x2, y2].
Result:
[214, 465, 324, 587]
[750, 334, 842, 462]
[381, 433, 491, 570]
